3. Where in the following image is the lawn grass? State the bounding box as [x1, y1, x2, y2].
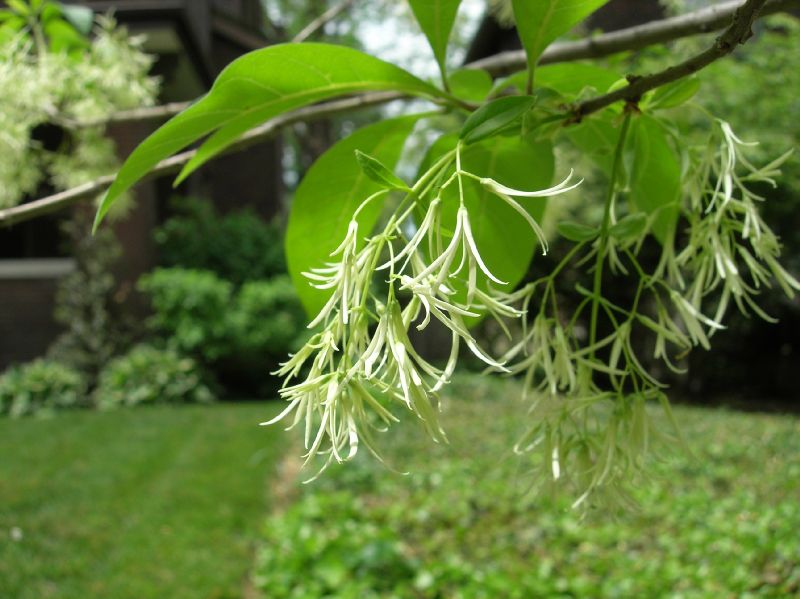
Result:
[254, 376, 800, 598]
[0, 402, 282, 599]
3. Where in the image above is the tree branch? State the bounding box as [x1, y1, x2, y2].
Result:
[0, 92, 402, 228]
[472, 0, 796, 75]
[292, 0, 355, 43]
[2, 0, 795, 226]
[77, 0, 797, 128]
[572, 0, 771, 119]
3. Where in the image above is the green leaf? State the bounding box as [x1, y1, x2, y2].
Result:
[94, 43, 443, 231]
[6, 0, 30, 16]
[45, 18, 88, 53]
[646, 76, 700, 110]
[496, 63, 620, 99]
[460, 96, 536, 144]
[286, 115, 422, 317]
[558, 221, 598, 242]
[408, 0, 462, 81]
[566, 112, 622, 175]
[355, 150, 410, 191]
[629, 116, 681, 243]
[512, 0, 611, 89]
[448, 68, 493, 103]
[432, 135, 555, 318]
[608, 212, 648, 241]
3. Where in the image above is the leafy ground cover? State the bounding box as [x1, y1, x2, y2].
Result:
[0, 402, 282, 599]
[254, 376, 800, 598]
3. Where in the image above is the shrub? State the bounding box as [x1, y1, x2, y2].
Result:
[48, 211, 127, 385]
[233, 276, 308, 356]
[253, 493, 416, 598]
[154, 198, 286, 286]
[0, 360, 87, 418]
[94, 345, 213, 409]
[138, 268, 233, 362]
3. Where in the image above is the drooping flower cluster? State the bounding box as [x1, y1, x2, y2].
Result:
[269, 115, 797, 505]
[266, 145, 580, 477]
[676, 120, 799, 323]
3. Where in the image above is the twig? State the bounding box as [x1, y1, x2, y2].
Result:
[473, 0, 796, 75]
[0, 92, 403, 228]
[76, 0, 797, 128]
[293, 0, 355, 43]
[572, 0, 771, 119]
[1, 0, 795, 226]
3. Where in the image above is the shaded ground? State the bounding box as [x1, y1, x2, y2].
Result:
[0, 402, 282, 599]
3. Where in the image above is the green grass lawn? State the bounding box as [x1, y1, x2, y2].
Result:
[0, 402, 282, 599]
[254, 376, 800, 598]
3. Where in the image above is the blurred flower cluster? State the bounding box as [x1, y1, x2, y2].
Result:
[0, 11, 157, 208]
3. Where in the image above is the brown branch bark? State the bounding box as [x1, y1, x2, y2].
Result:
[572, 0, 771, 119]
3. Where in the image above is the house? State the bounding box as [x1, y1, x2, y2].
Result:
[0, 0, 283, 368]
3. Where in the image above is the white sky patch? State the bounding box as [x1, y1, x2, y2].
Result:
[359, 0, 486, 80]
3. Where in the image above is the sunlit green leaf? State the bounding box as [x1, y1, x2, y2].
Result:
[629, 116, 681, 243]
[608, 212, 647, 241]
[511, 0, 611, 89]
[408, 0, 462, 80]
[95, 43, 443, 230]
[6, 0, 30, 16]
[496, 63, 620, 99]
[286, 115, 422, 317]
[460, 96, 536, 144]
[566, 112, 622, 175]
[448, 68, 493, 103]
[355, 150, 410, 191]
[558, 220, 599, 242]
[646, 76, 700, 110]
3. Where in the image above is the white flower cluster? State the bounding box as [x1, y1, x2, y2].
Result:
[269, 117, 796, 503]
[676, 120, 799, 324]
[0, 15, 158, 208]
[266, 145, 580, 478]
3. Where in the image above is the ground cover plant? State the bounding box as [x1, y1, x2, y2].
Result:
[91, 0, 800, 506]
[0, 402, 284, 599]
[253, 376, 800, 598]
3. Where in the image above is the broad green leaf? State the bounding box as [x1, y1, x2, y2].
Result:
[646, 76, 700, 110]
[460, 96, 536, 144]
[431, 134, 555, 315]
[94, 43, 443, 230]
[448, 68, 493, 103]
[6, 1, 30, 16]
[45, 18, 88, 53]
[512, 0, 611, 89]
[608, 212, 648, 241]
[629, 116, 681, 243]
[286, 115, 422, 317]
[355, 150, 410, 191]
[408, 0, 462, 81]
[496, 63, 620, 99]
[566, 112, 621, 175]
[558, 220, 598, 242]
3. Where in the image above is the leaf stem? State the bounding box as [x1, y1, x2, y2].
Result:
[589, 113, 632, 355]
